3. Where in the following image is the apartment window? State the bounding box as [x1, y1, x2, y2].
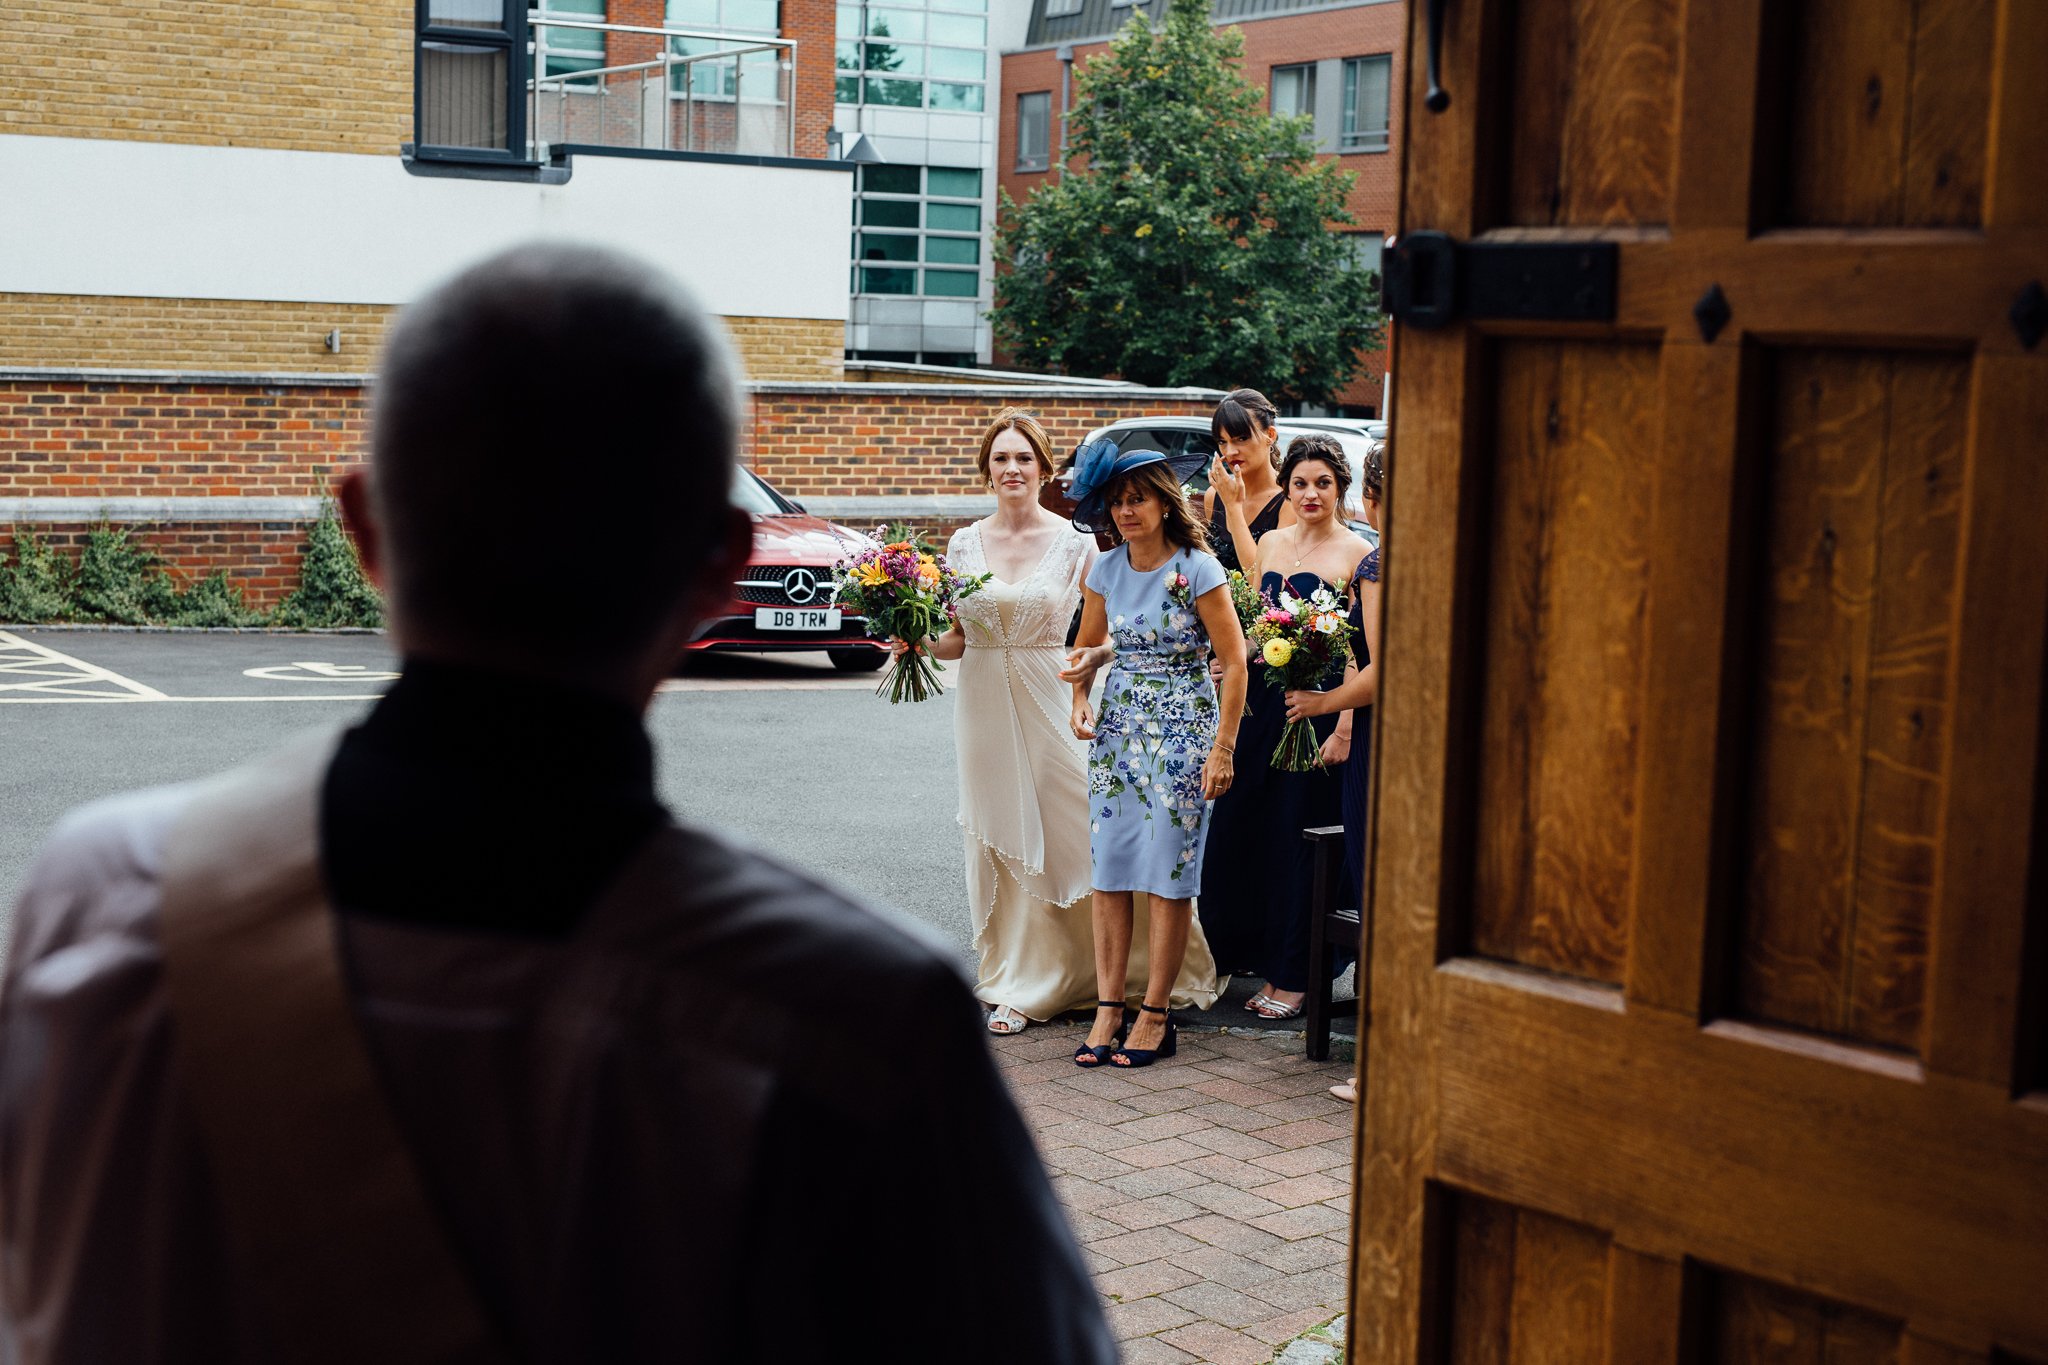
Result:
[1341, 54, 1391, 153]
[1015, 91, 1051, 171]
[668, 0, 780, 99]
[835, 0, 988, 110]
[1344, 233, 1385, 275]
[1044, 0, 1082, 14]
[415, 0, 528, 160]
[1271, 63, 1315, 121]
[535, 0, 606, 87]
[852, 164, 984, 298]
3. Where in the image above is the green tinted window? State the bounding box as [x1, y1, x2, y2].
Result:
[836, 4, 859, 35]
[860, 198, 919, 227]
[925, 236, 979, 264]
[835, 74, 861, 102]
[866, 40, 922, 73]
[858, 233, 918, 262]
[926, 202, 980, 231]
[927, 13, 984, 44]
[865, 8, 923, 38]
[927, 46, 985, 80]
[861, 267, 918, 295]
[924, 269, 978, 297]
[928, 82, 984, 112]
[725, 0, 777, 29]
[666, 0, 717, 25]
[836, 40, 860, 69]
[862, 164, 920, 194]
[926, 167, 981, 197]
[865, 77, 922, 106]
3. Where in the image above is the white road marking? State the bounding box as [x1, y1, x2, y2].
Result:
[244, 662, 402, 682]
[0, 631, 169, 702]
[655, 676, 879, 693]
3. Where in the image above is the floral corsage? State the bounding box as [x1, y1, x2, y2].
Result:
[1166, 565, 1194, 609]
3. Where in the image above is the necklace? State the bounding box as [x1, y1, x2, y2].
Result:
[1288, 522, 1343, 572]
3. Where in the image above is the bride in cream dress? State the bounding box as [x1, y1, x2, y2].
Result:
[914, 409, 1222, 1035]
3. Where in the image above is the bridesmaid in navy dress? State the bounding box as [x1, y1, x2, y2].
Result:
[1199, 436, 1372, 1019]
[1201, 388, 1292, 573]
[1286, 436, 1384, 1101]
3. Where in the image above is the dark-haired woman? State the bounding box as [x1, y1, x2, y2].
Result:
[1198, 436, 1371, 1019]
[1202, 388, 1293, 573]
[1062, 445, 1243, 1069]
[1286, 436, 1384, 1102]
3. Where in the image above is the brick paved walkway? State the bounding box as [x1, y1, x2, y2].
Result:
[993, 1023, 1355, 1365]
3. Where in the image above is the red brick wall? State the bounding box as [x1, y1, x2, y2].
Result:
[780, 0, 835, 157]
[0, 523, 313, 608]
[0, 381, 366, 497]
[997, 2, 1404, 410]
[2, 379, 1230, 601]
[745, 388, 1218, 497]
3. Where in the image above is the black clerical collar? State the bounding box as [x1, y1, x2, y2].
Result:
[355, 657, 657, 794]
[322, 657, 668, 936]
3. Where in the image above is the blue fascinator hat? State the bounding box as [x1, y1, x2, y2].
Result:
[1067, 437, 1212, 535]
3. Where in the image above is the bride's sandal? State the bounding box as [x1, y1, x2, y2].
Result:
[1111, 1003, 1177, 1068]
[1074, 1001, 1133, 1067]
[987, 1004, 1028, 1036]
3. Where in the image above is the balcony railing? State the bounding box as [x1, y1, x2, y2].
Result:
[527, 15, 795, 161]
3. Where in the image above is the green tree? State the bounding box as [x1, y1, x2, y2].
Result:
[989, 0, 1383, 400]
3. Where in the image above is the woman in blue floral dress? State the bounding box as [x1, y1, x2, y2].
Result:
[1061, 444, 1247, 1068]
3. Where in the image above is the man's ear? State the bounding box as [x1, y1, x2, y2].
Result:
[335, 466, 386, 590]
[689, 504, 752, 621]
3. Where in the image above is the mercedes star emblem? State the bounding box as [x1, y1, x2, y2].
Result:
[782, 568, 819, 605]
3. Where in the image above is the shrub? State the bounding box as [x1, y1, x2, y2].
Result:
[0, 529, 73, 622]
[70, 524, 178, 624]
[167, 571, 267, 627]
[272, 500, 384, 629]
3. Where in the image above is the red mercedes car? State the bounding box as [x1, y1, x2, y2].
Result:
[682, 468, 888, 671]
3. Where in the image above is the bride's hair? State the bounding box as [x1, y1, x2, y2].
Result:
[974, 407, 1055, 483]
[1103, 462, 1212, 555]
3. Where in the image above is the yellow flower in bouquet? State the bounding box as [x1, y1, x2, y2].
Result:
[1262, 638, 1295, 668]
[916, 554, 941, 585]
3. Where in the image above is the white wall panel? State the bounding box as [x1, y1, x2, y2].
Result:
[0, 134, 852, 320]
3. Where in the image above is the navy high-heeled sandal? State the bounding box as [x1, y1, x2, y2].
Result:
[1074, 1000, 1134, 1067]
[1112, 1003, 1177, 1068]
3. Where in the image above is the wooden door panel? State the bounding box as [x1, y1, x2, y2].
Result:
[1469, 341, 1655, 984]
[1733, 349, 1970, 1052]
[1502, 0, 1680, 228]
[1440, 1192, 1613, 1364]
[1766, 0, 1994, 229]
[1704, 1271, 1904, 1365]
[1428, 970, 2048, 1349]
[1361, 0, 2046, 1359]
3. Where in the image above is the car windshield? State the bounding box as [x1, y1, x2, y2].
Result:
[732, 466, 797, 515]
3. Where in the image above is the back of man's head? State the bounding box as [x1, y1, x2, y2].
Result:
[370, 243, 741, 670]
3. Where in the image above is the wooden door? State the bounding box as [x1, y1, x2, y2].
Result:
[1354, 0, 2048, 1360]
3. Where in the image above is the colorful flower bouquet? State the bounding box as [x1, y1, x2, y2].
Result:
[833, 530, 991, 703]
[1224, 570, 1264, 714]
[1244, 580, 1357, 771]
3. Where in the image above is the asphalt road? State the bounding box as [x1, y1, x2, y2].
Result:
[1, 629, 1347, 1032]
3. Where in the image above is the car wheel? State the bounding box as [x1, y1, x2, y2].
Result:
[828, 647, 888, 673]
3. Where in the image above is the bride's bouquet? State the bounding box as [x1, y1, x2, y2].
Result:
[1244, 580, 1356, 771]
[833, 530, 991, 703]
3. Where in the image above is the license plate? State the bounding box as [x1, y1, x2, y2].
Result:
[755, 607, 842, 631]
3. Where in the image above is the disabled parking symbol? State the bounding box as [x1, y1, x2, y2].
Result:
[243, 661, 402, 683]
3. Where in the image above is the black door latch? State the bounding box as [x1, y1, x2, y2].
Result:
[1382, 231, 1619, 329]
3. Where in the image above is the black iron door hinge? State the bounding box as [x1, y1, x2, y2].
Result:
[1383, 231, 1619, 329]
